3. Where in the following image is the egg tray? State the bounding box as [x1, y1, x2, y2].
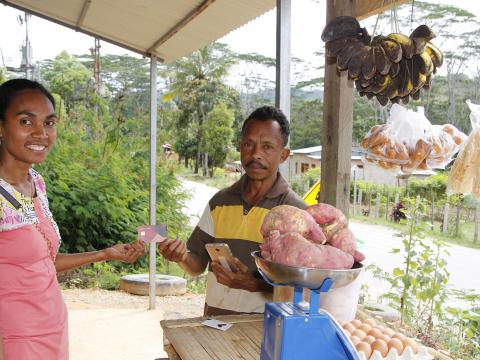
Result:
[356, 346, 433, 360]
[341, 318, 434, 360]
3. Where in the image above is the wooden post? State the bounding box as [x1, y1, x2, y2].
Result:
[455, 201, 461, 237]
[358, 189, 363, 214]
[319, 0, 355, 216]
[385, 192, 390, 221]
[353, 170, 357, 216]
[442, 198, 450, 233]
[375, 192, 381, 218]
[474, 201, 479, 244]
[368, 190, 372, 216]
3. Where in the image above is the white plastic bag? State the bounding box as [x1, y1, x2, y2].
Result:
[361, 104, 467, 173]
[448, 100, 480, 198]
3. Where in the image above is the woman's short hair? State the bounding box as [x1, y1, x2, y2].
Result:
[0, 79, 55, 122]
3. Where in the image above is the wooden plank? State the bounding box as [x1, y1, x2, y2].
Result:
[161, 315, 264, 360]
[319, 0, 355, 216]
[356, 0, 410, 20]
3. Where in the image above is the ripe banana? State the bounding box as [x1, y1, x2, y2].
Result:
[425, 42, 443, 67]
[387, 33, 415, 59]
[378, 37, 402, 63]
[410, 24, 436, 55]
[373, 45, 391, 75]
[361, 47, 376, 80]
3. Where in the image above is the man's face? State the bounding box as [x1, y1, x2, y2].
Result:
[240, 119, 290, 181]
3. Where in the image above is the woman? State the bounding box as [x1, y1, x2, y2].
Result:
[0, 79, 146, 359]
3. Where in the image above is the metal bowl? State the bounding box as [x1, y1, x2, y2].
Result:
[252, 250, 364, 289]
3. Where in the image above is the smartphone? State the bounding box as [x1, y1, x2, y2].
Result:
[205, 243, 237, 272]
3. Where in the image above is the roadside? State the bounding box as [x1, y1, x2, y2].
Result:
[64, 289, 205, 360]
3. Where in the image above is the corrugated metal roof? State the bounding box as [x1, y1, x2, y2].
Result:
[0, 0, 276, 63]
[291, 145, 322, 154]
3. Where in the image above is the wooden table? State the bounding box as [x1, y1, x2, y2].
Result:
[160, 314, 264, 360]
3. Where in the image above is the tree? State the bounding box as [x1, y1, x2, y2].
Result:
[40, 51, 91, 110]
[162, 43, 237, 175]
[203, 103, 234, 176]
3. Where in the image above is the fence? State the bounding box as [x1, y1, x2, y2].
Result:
[350, 186, 480, 244]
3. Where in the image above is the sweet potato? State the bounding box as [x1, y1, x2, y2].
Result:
[261, 205, 326, 244]
[266, 231, 354, 270]
[306, 203, 348, 239]
[328, 228, 366, 262]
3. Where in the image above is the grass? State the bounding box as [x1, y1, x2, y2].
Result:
[350, 213, 480, 249]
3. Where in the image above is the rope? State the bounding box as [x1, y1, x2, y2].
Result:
[371, 0, 386, 39]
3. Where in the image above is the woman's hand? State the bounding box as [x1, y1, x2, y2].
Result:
[103, 242, 146, 263]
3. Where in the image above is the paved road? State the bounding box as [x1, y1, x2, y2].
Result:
[350, 221, 480, 302]
[180, 179, 480, 297]
[180, 178, 219, 226]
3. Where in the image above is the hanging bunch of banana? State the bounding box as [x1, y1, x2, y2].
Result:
[321, 16, 443, 106]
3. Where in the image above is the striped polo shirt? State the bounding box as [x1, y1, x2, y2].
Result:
[187, 172, 306, 315]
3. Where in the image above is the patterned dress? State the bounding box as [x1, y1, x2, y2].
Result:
[0, 169, 68, 360]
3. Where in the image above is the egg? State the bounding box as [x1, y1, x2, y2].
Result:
[379, 334, 391, 344]
[363, 335, 376, 345]
[338, 320, 346, 327]
[392, 332, 407, 344]
[371, 339, 389, 357]
[404, 338, 419, 354]
[350, 335, 361, 346]
[384, 327, 395, 337]
[374, 325, 386, 333]
[367, 327, 383, 339]
[343, 323, 356, 334]
[388, 338, 404, 355]
[364, 318, 377, 327]
[359, 324, 372, 334]
[351, 319, 362, 328]
[351, 329, 366, 340]
[355, 342, 372, 359]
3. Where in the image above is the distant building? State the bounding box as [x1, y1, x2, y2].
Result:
[287, 145, 363, 179]
[288, 145, 436, 186]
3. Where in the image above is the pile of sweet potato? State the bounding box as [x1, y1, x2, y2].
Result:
[260, 204, 365, 270]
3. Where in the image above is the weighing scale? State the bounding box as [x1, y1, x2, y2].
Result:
[252, 251, 363, 360]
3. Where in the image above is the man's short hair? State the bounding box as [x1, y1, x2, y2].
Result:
[241, 106, 290, 146]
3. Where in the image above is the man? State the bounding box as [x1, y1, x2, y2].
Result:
[158, 106, 306, 315]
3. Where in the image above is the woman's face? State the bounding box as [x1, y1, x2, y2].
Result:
[0, 89, 57, 166]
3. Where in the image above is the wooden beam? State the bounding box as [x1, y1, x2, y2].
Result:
[356, 0, 410, 20]
[76, 0, 92, 28]
[147, 0, 216, 55]
[319, 0, 355, 216]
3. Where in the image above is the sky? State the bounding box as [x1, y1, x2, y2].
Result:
[1, 0, 480, 82]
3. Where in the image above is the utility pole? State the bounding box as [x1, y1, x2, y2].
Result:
[21, 13, 34, 79]
[7, 13, 35, 79]
[90, 38, 102, 94]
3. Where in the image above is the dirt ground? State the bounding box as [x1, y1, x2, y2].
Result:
[63, 288, 205, 360]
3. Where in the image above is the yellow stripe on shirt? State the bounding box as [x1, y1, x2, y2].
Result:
[211, 205, 269, 243]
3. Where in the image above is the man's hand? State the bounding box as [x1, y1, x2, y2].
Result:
[211, 258, 264, 292]
[157, 238, 187, 263]
[103, 242, 146, 263]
